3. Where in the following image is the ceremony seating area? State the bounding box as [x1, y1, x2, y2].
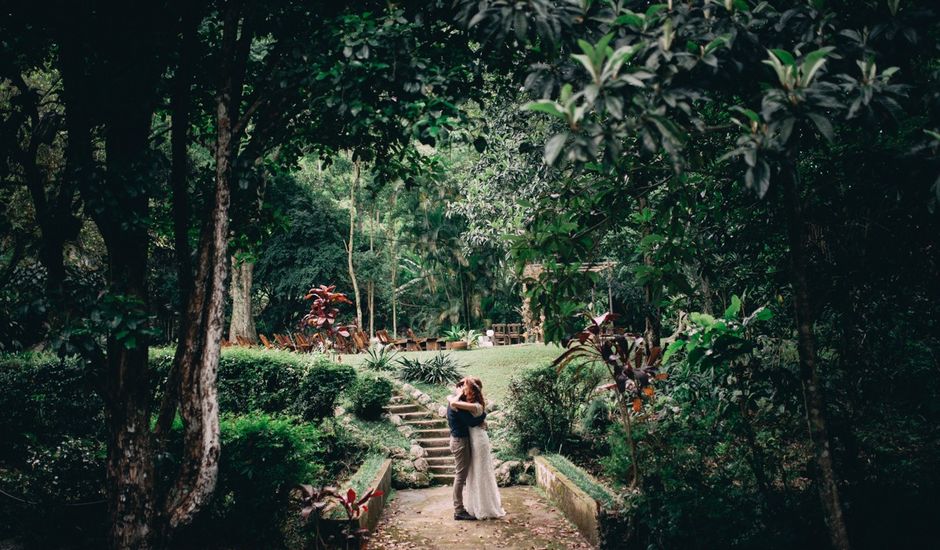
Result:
[227, 322, 539, 355]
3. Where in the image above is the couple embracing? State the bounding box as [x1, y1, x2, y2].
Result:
[446, 376, 506, 521]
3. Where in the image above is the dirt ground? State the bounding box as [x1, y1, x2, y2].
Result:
[369, 485, 593, 549]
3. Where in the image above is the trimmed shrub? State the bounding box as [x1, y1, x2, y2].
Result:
[0, 353, 105, 461]
[397, 352, 463, 385]
[295, 355, 356, 421]
[151, 347, 355, 421]
[349, 375, 392, 420]
[0, 436, 108, 549]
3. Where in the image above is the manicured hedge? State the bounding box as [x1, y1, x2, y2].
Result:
[151, 347, 356, 421]
[0, 353, 105, 462]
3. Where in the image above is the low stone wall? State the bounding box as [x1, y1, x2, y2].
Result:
[322, 458, 393, 538]
[357, 458, 393, 532]
[534, 455, 602, 547]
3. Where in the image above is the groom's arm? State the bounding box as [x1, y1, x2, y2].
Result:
[466, 410, 487, 427]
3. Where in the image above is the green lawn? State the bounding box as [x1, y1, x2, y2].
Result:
[342, 343, 563, 406]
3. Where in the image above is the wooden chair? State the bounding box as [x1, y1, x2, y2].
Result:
[235, 335, 252, 347]
[275, 333, 297, 351]
[376, 329, 402, 350]
[354, 330, 370, 352]
[492, 323, 509, 346]
[406, 328, 427, 351]
[259, 334, 275, 349]
[309, 332, 325, 352]
[293, 332, 314, 353]
[506, 324, 522, 344]
[333, 332, 351, 354]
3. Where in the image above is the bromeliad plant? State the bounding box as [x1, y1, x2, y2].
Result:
[296, 484, 385, 549]
[553, 312, 664, 488]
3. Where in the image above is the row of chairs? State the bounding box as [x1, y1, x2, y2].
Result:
[226, 326, 373, 354]
[375, 329, 444, 351]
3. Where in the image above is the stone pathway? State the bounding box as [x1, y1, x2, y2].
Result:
[370, 485, 592, 549]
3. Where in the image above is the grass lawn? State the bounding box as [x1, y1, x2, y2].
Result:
[341, 343, 564, 406]
[543, 453, 618, 508]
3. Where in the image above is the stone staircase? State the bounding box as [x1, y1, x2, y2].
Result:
[386, 394, 455, 485]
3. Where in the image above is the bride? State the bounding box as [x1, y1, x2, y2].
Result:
[447, 376, 506, 519]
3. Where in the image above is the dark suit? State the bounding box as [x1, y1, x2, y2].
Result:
[447, 403, 486, 514]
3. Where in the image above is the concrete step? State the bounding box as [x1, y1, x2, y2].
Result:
[398, 411, 431, 420]
[430, 465, 455, 475]
[424, 446, 452, 457]
[425, 456, 454, 465]
[386, 404, 420, 414]
[416, 437, 450, 448]
[406, 419, 447, 429]
[390, 394, 407, 403]
[430, 474, 456, 485]
[415, 428, 451, 438]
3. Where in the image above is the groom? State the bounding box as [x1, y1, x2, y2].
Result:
[447, 379, 486, 521]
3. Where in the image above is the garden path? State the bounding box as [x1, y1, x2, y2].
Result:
[370, 485, 591, 549]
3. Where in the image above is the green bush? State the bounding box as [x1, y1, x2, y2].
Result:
[294, 355, 357, 421]
[349, 375, 392, 420]
[505, 363, 601, 453]
[397, 352, 463, 384]
[0, 436, 108, 549]
[581, 396, 611, 436]
[0, 353, 105, 462]
[195, 413, 324, 546]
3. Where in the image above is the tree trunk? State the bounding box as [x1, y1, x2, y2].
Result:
[638, 198, 661, 347]
[368, 206, 376, 338]
[782, 166, 851, 550]
[388, 190, 398, 338]
[347, 160, 362, 328]
[163, 4, 252, 535]
[228, 255, 257, 343]
[156, 5, 198, 438]
[58, 9, 161, 545]
[103, 243, 156, 550]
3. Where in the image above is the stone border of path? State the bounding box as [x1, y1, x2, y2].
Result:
[534, 455, 617, 547]
[357, 458, 393, 532]
[321, 458, 393, 536]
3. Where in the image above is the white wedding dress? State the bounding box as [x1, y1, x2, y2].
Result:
[463, 404, 506, 519]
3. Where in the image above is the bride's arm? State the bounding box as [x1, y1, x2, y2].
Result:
[447, 395, 484, 416]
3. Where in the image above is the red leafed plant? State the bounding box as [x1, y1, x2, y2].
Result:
[301, 284, 353, 338]
[552, 312, 664, 488]
[296, 484, 385, 549]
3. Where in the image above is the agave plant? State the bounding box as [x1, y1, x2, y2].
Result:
[463, 329, 481, 348]
[397, 353, 464, 385]
[443, 325, 467, 342]
[553, 312, 664, 488]
[363, 346, 398, 372]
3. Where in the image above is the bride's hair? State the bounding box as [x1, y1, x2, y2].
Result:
[460, 376, 485, 409]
